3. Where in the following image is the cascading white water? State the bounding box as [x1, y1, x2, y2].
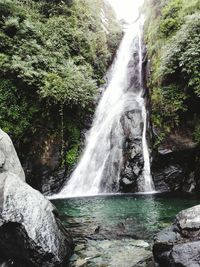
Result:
[53, 2, 155, 198]
[137, 18, 155, 192]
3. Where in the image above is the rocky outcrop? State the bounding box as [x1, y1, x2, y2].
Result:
[0, 172, 73, 267]
[110, 40, 149, 193]
[152, 144, 200, 192]
[22, 132, 67, 196]
[0, 129, 25, 181]
[153, 204, 200, 266]
[0, 129, 73, 266]
[120, 109, 144, 192]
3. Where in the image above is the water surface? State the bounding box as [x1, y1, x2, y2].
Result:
[52, 193, 200, 266]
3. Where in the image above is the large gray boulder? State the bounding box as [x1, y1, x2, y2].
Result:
[153, 205, 200, 266]
[0, 129, 25, 181]
[0, 129, 73, 266]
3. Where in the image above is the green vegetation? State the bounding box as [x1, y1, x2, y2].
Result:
[144, 0, 200, 145]
[64, 120, 81, 169]
[66, 143, 79, 170]
[0, 0, 121, 168]
[194, 124, 200, 142]
[0, 79, 38, 139]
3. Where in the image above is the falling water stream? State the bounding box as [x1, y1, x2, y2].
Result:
[51, 2, 154, 198]
[137, 19, 155, 192]
[54, 3, 154, 198]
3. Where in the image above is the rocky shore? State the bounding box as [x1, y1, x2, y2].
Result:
[153, 204, 200, 266]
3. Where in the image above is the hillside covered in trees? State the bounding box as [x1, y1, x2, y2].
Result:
[0, 0, 122, 190]
[144, 0, 200, 147]
[1, 0, 200, 193]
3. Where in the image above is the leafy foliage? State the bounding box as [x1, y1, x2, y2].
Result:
[41, 60, 97, 108]
[151, 85, 187, 128]
[0, 0, 122, 169]
[161, 14, 200, 95]
[0, 0, 121, 151]
[66, 144, 79, 170]
[0, 79, 38, 139]
[144, 0, 200, 143]
[159, 0, 182, 37]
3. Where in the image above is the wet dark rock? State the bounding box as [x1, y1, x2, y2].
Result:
[120, 109, 144, 192]
[89, 224, 139, 241]
[22, 132, 67, 195]
[41, 168, 67, 196]
[153, 164, 184, 192]
[22, 114, 93, 196]
[118, 40, 152, 193]
[99, 39, 150, 194]
[152, 146, 200, 192]
[153, 204, 200, 266]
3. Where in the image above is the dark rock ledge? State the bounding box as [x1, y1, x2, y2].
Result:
[153, 204, 200, 267]
[0, 129, 73, 267]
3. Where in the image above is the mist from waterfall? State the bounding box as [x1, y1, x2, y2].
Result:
[53, 0, 155, 198]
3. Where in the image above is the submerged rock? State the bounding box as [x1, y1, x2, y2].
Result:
[153, 204, 200, 266]
[0, 129, 73, 266]
[71, 239, 152, 267]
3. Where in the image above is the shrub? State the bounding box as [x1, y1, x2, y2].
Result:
[66, 144, 79, 170]
[144, 0, 200, 144]
[40, 60, 97, 108]
[161, 14, 200, 95]
[0, 79, 38, 139]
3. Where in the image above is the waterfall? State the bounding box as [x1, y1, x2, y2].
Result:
[53, 7, 155, 198]
[137, 18, 155, 192]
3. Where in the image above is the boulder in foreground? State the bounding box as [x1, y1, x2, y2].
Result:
[153, 204, 200, 267]
[0, 129, 73, 266]
[0, 129, 25, 181]
[0, 171, 73, 267]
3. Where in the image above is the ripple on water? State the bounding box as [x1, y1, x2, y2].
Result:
[51, 193, 200, 266]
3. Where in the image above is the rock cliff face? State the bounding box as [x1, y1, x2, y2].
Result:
[119, 109, 144, 192]
[119, 41, 150, 193]
[152, 138, 200, 193]
[144, 0, 200, 194]
[22, 132, 67, 196]
[153, 205, 200, 266]
[0, 129, 73, 267]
